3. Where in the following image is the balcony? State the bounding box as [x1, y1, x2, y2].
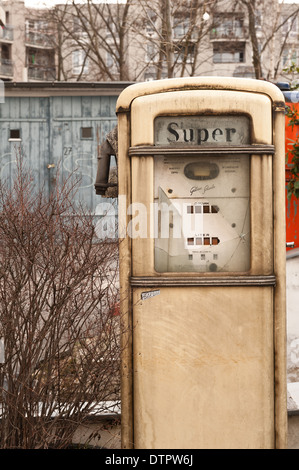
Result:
[173, 17, 198, 40]
[213, 42, 246, 64]
[211, 15, 248, 41]
[28, 66, 56, 81]
[0, 25, 13, 42]
[0, 59, 13, 78]
[25, 31, 54, 49]
[210, 25, 248, 41]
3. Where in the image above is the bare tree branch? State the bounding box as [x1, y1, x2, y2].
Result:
[0, 155, 121, 449]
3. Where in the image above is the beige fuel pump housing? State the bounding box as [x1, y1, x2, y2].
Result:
[116, 77, 287, 449]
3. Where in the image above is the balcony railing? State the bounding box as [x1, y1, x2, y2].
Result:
[0, 25, 14, 42]
[28, 66, 56, 81]
[210, 25, 248, 41]
[0, 59, 13, 77]
[25, 31, 54, 48]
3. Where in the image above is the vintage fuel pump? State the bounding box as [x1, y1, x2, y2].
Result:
[115, 77, 287, 449]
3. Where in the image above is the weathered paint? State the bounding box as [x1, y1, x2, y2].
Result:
[0, 83, 130, 213]
[117, 77, 287, 449]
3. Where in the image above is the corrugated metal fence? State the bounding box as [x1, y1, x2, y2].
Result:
[0, 84, 126, 213]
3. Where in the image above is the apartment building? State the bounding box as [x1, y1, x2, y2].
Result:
[131, 0, 299, 82]
[0, 0, 298, 83]
[0, 0, 55, 81]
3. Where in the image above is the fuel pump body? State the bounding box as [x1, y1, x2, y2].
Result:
[116, 77, 287, 449]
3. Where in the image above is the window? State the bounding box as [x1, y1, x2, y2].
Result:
[173, 16, 190, 38]
[282, 47, 299, 67]
[107, 51, 115, 68]
[213, 43, 245, 63]
[146, 9, 157, 34]
[9, 129, 21, 141]
[254, 10, 262, 31]
[174, 43, 195, 64]
[81, 127, 93, 139]
[212, 14, 245, 39]
[146, 43, 158, 62]
[27, 48, 55, 67]
[1, 44, 10, 61]
[144, 65, 158, 81]
[73, 17, 86, 35]
[144, 73, 156, 81]
[72, 49, 88, 75]
[282, 14, 298, 36]
[25, 19, 49, 34]
[106, 22, 117, 38]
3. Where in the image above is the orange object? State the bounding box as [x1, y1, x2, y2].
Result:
[284, 94, 299, 251]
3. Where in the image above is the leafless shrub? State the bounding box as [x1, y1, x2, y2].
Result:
[0, 159, 120, 449]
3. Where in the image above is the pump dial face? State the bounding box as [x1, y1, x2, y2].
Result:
[153, 115, 251, 273]
[154, 154, 250, 273]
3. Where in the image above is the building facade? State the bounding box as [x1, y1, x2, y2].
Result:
[0, 0, 298, 84]
[0, 0, 56, 81]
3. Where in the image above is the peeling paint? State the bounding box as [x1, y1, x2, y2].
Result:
[0, 93, 118, 213]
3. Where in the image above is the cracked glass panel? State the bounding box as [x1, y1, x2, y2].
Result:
[154, 154, 250, 273]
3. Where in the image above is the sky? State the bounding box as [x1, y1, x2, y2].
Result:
[24, 0, 126, 7]
[23, 0, 299, 7]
